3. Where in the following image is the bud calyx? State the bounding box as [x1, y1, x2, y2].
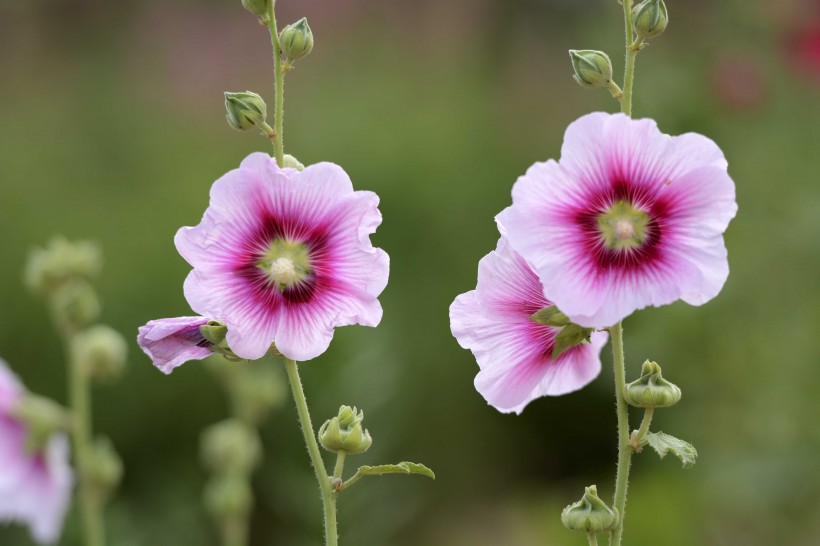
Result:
[225, 91, 268, 132]
[569, 50, 614, 89]
[632, 0, 668, 40]
[318, 405, 373, 455]
[623, 360, 681, 408]
[279, 18, 314, 63]
[561, 485, 619, 533]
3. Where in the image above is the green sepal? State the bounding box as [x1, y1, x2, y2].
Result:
[530, 305, 570, 327]
[644, 431, 697, 469]
[552, 323, 592, 359]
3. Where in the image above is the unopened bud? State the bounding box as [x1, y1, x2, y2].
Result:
[279, 18, 314, 62]
[241, 0, 269, 18]
[225, 91, 268, 131]
[318, 405, 373, 455]
[75, 325, 128, 382]
[561, 485, 619, 533]
[624, 360, 681, 408]
[632, 0, 668, 40]
[52, 279, 101, 329]
[12, 395, 70, 454]
[204, 475, 253, 519]
[85, 436, 123, 500]
[569, 50, 614, 89]
[201, 419, 262, 475]
[24, 237, 101, 297]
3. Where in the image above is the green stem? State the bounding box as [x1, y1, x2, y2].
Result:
[588, 533, 599, 546]
[633, 408, 654, 447]
[284, 359, 338, 546]
[64, 332, 105, 546]
[334, 452, 347, 481]
[621, 0, 636, 116]
[221, 515, 248, 546]
[267, 1, 285, 166]
[609, 321, 630, 546]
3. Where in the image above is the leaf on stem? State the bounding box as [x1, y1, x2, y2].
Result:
[355, 462, 435, 480]
[644, 432, 697, 469]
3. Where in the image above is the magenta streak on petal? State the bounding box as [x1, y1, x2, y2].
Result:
[174, 325, 212, 348]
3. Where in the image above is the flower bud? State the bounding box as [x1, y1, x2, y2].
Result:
[318, 405, 373, 455]
[623, 360, 681, 408]
[561, 485, 619, 533]
[569, 50, 614, 89]
[85, 436, 123, 500]
[24, 237, 101, 297]
[51, 279, 101, 329]
[204, 475, 253, 519]
[201, 419, 262, 475]
[225, 91, 268, 131]
[12, 394, 71, 454]
[241, 0, 269, 18]
[282, 154, 305, 171]
[279, 18, 314, 62]
[75, 325, 128, 382]
[632, 0, 668, 40]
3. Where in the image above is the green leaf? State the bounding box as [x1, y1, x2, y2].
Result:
[552, 324, 590, 359]
[530, 306, 570, 327]
[644, 432, 697, 469]
[355, 462, 435, 480]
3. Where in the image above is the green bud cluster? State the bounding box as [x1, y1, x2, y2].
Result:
[229, 363, 286, 426]
[623, 360, 681, 408]
[85, 436, 123, 501]
[632, 0, 668, 41]
[75, 325, 128, 382]
[561, 485, 620, 533]
[225, 91, 268, 132]
[279, 18, 314, 64]
[204, 474, 254, 518]
[24, 237, 101, 298]
[201, 419, 263, 475]
[11, 394, 71, 455]
[318, 405, 373, 455]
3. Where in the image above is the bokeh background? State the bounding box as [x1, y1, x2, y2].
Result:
[2, 0, 820, 544]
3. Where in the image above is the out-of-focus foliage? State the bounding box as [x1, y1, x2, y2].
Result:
[1, 0, 819, 544]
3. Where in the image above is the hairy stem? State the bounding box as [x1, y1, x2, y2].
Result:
[588, 533, 599, 546]
[621, 0, 636, 116]
[609, 321, 630, 546]
[284, 359, 338, 546]
[267, 0, 285, 166]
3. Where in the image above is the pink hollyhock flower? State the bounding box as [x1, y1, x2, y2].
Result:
[450, 237, 608, 414]
[137, 316, 214, 374]
[175, 153, 389, 361]
[497, 112, 737, 328]
[0, 359, 72, 544]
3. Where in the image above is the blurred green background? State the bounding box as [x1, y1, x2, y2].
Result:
[2, 0, 820, 544]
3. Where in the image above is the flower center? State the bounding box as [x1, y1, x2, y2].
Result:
[257, 239, 312, 290]
[597, 200, 650, 251]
